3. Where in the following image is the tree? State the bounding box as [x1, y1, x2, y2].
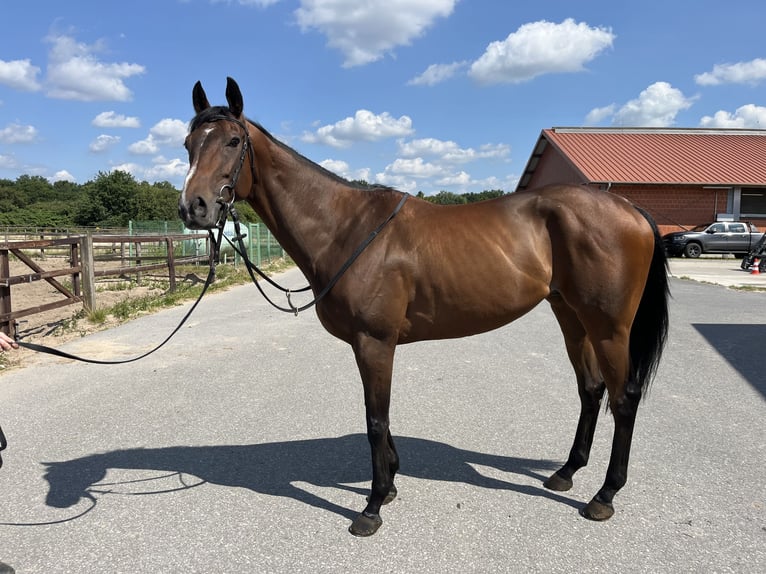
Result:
[75, 170, 139, 227]
[135, 181, 180, 221]
[14, 175, 55, 203]
[426, 191, 468, 205]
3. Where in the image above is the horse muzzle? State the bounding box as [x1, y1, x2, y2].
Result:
[178, 196, 220, 230]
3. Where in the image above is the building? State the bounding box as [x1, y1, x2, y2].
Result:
[516, 127, 766, 236]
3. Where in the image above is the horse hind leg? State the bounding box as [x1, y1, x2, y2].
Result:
[578, 322, 641, 522]
[544, 298, 606, 493]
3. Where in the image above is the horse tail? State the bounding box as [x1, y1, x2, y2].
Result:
[630, 207, 671, 399]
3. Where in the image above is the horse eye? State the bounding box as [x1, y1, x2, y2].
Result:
[227, 137, 240, 147]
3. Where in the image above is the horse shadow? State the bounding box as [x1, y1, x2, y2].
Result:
[41, 434, 577, 521]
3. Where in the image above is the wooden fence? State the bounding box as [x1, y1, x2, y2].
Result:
[0, 233, 209, 338]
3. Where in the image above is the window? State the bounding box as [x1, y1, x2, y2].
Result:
[741, 188, 766, 215]
[729, 223, 746, 233]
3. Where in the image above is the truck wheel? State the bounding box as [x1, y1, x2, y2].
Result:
[684, 243, 702, 258]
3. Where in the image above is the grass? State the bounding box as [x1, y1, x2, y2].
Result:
[91, 258, 294, 323]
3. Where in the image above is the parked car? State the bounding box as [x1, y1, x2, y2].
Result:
[663, 221, 764, 258]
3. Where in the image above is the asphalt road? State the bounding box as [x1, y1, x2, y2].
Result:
[0, 266, 764, 574]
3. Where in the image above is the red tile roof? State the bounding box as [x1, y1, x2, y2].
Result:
[520, 127, 766, 188]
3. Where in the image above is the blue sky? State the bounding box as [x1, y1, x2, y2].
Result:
[1, 0, 765, 195]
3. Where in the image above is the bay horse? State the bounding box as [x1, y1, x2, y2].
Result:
[178, 77, 670, 537]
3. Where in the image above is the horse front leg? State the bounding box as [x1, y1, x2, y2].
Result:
[348, 333, 399, 537]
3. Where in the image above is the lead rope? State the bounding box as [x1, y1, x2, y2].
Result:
[0, 424, 7, 468]
[0, 225, 225, 468]
[12, 226, 226, 366]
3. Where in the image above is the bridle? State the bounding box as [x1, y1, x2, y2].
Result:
[205, 115, 256, 219]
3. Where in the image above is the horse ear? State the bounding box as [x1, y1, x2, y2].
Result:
[225, 77, 244, 118]
[192, 81, 211, 114]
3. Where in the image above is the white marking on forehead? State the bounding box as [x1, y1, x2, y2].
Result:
[181, 127, 215, 202]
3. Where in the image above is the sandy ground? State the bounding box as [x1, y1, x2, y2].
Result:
[1, 257, 200, 369]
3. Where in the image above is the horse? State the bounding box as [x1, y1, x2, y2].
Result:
[178, 77, 670, 537]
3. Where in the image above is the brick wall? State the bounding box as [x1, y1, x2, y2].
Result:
[610, 184, 766, 235]
[520, 145, 766, 236]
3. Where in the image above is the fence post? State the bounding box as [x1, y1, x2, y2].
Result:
[166, 237, 177, 292]
[255, 223, 262, 266]
[0, 248, 12, 337]
[80, 233, 97, 311]
[135, 242, 142, 284]
[70, 241, 81, 298]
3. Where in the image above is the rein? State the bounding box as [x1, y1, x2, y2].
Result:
[205, 112, 410, 315]
[224, 192, 409, 315]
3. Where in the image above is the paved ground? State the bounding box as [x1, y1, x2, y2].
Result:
[667, 254, 766, 288]
[0, 263, 764, 573]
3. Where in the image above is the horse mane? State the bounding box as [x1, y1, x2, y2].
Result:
[189, 106, 396, 196]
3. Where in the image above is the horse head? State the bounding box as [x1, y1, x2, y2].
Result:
[178, 77, 255, 230]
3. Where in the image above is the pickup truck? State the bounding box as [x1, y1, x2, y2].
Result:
[662, 221, 764, 258]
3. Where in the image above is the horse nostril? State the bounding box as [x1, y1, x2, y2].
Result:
[191, 197, 207, 217]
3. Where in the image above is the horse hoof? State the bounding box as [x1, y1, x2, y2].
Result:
[349, 511, 383, 537]
[543, 472, 573, 492]
[580, 498, 614, 521]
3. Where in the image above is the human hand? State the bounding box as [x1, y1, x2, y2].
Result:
[0, 332, 18, 351]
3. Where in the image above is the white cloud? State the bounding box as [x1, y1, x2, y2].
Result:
[695, 58, 766, 86]
[149, 118, 187, 145]
[584, 104, 616, 126]
[110, 155, 188, 184]
[318, 159, 371, 182]
[45, 34, 145, 101]
[0, 154, 19, 169]
[372, 171, 419, 193]
[129, 137, 159, 155]
[129, 118, 187, 154]
[612, 82, 694, 127]
[302, 110, 414, 148]
[408, 61, 467, 86]
[0, 58, 42, 91]
[699, 104, 766, 128]
[49, 170, 76, 183]
[373, 162, 515, 195]
[92, 111, 141, 128]
[397, 137, 509, 164]
[435, 170, 471, 187]
[385, 157, 445, 178]
[0, 123, 38, 144]
[469, 18, 615, 85]
[295, 0, 458, 67]
[90, 134, 121, 153]
[110, 162, 143, 177]
[145, 157, 189, 182]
